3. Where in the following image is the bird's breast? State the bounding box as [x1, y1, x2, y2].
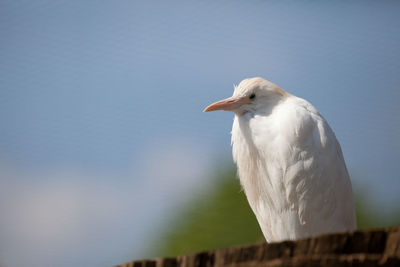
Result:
[232, 113, 288, 211]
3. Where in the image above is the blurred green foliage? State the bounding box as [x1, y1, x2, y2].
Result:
[151, 167, 400, 258]
[354, 186, 400, 230]
[151, 168, 263, 257]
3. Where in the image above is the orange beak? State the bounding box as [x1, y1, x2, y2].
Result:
[203, 96, 248, 112]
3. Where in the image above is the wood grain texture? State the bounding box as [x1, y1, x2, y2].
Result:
[116, 227, 400, 267]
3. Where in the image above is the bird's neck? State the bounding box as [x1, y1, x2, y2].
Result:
[231, 97, 290, 205]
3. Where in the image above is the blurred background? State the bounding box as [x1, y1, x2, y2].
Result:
[1, 1, 400, 266]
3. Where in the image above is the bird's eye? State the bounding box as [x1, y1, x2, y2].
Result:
[249, 93, 256, 100]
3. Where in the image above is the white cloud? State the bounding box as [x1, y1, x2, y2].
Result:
[0, 138, 213, 267]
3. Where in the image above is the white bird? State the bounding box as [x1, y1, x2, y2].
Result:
[204, 77, 356, 242]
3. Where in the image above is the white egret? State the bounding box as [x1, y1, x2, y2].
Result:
[204, 77, 356, 242]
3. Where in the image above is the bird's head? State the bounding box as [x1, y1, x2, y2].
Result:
[204, 77, 289, 115]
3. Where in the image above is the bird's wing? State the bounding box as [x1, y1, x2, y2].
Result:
[282, 99, 356, 237]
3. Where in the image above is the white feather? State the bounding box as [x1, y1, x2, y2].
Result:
[228, 78, 356, 242]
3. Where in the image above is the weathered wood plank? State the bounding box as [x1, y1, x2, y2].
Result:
[117, 227, 400, 267]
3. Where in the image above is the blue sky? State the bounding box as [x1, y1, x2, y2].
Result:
[1, 1, 400, 266]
